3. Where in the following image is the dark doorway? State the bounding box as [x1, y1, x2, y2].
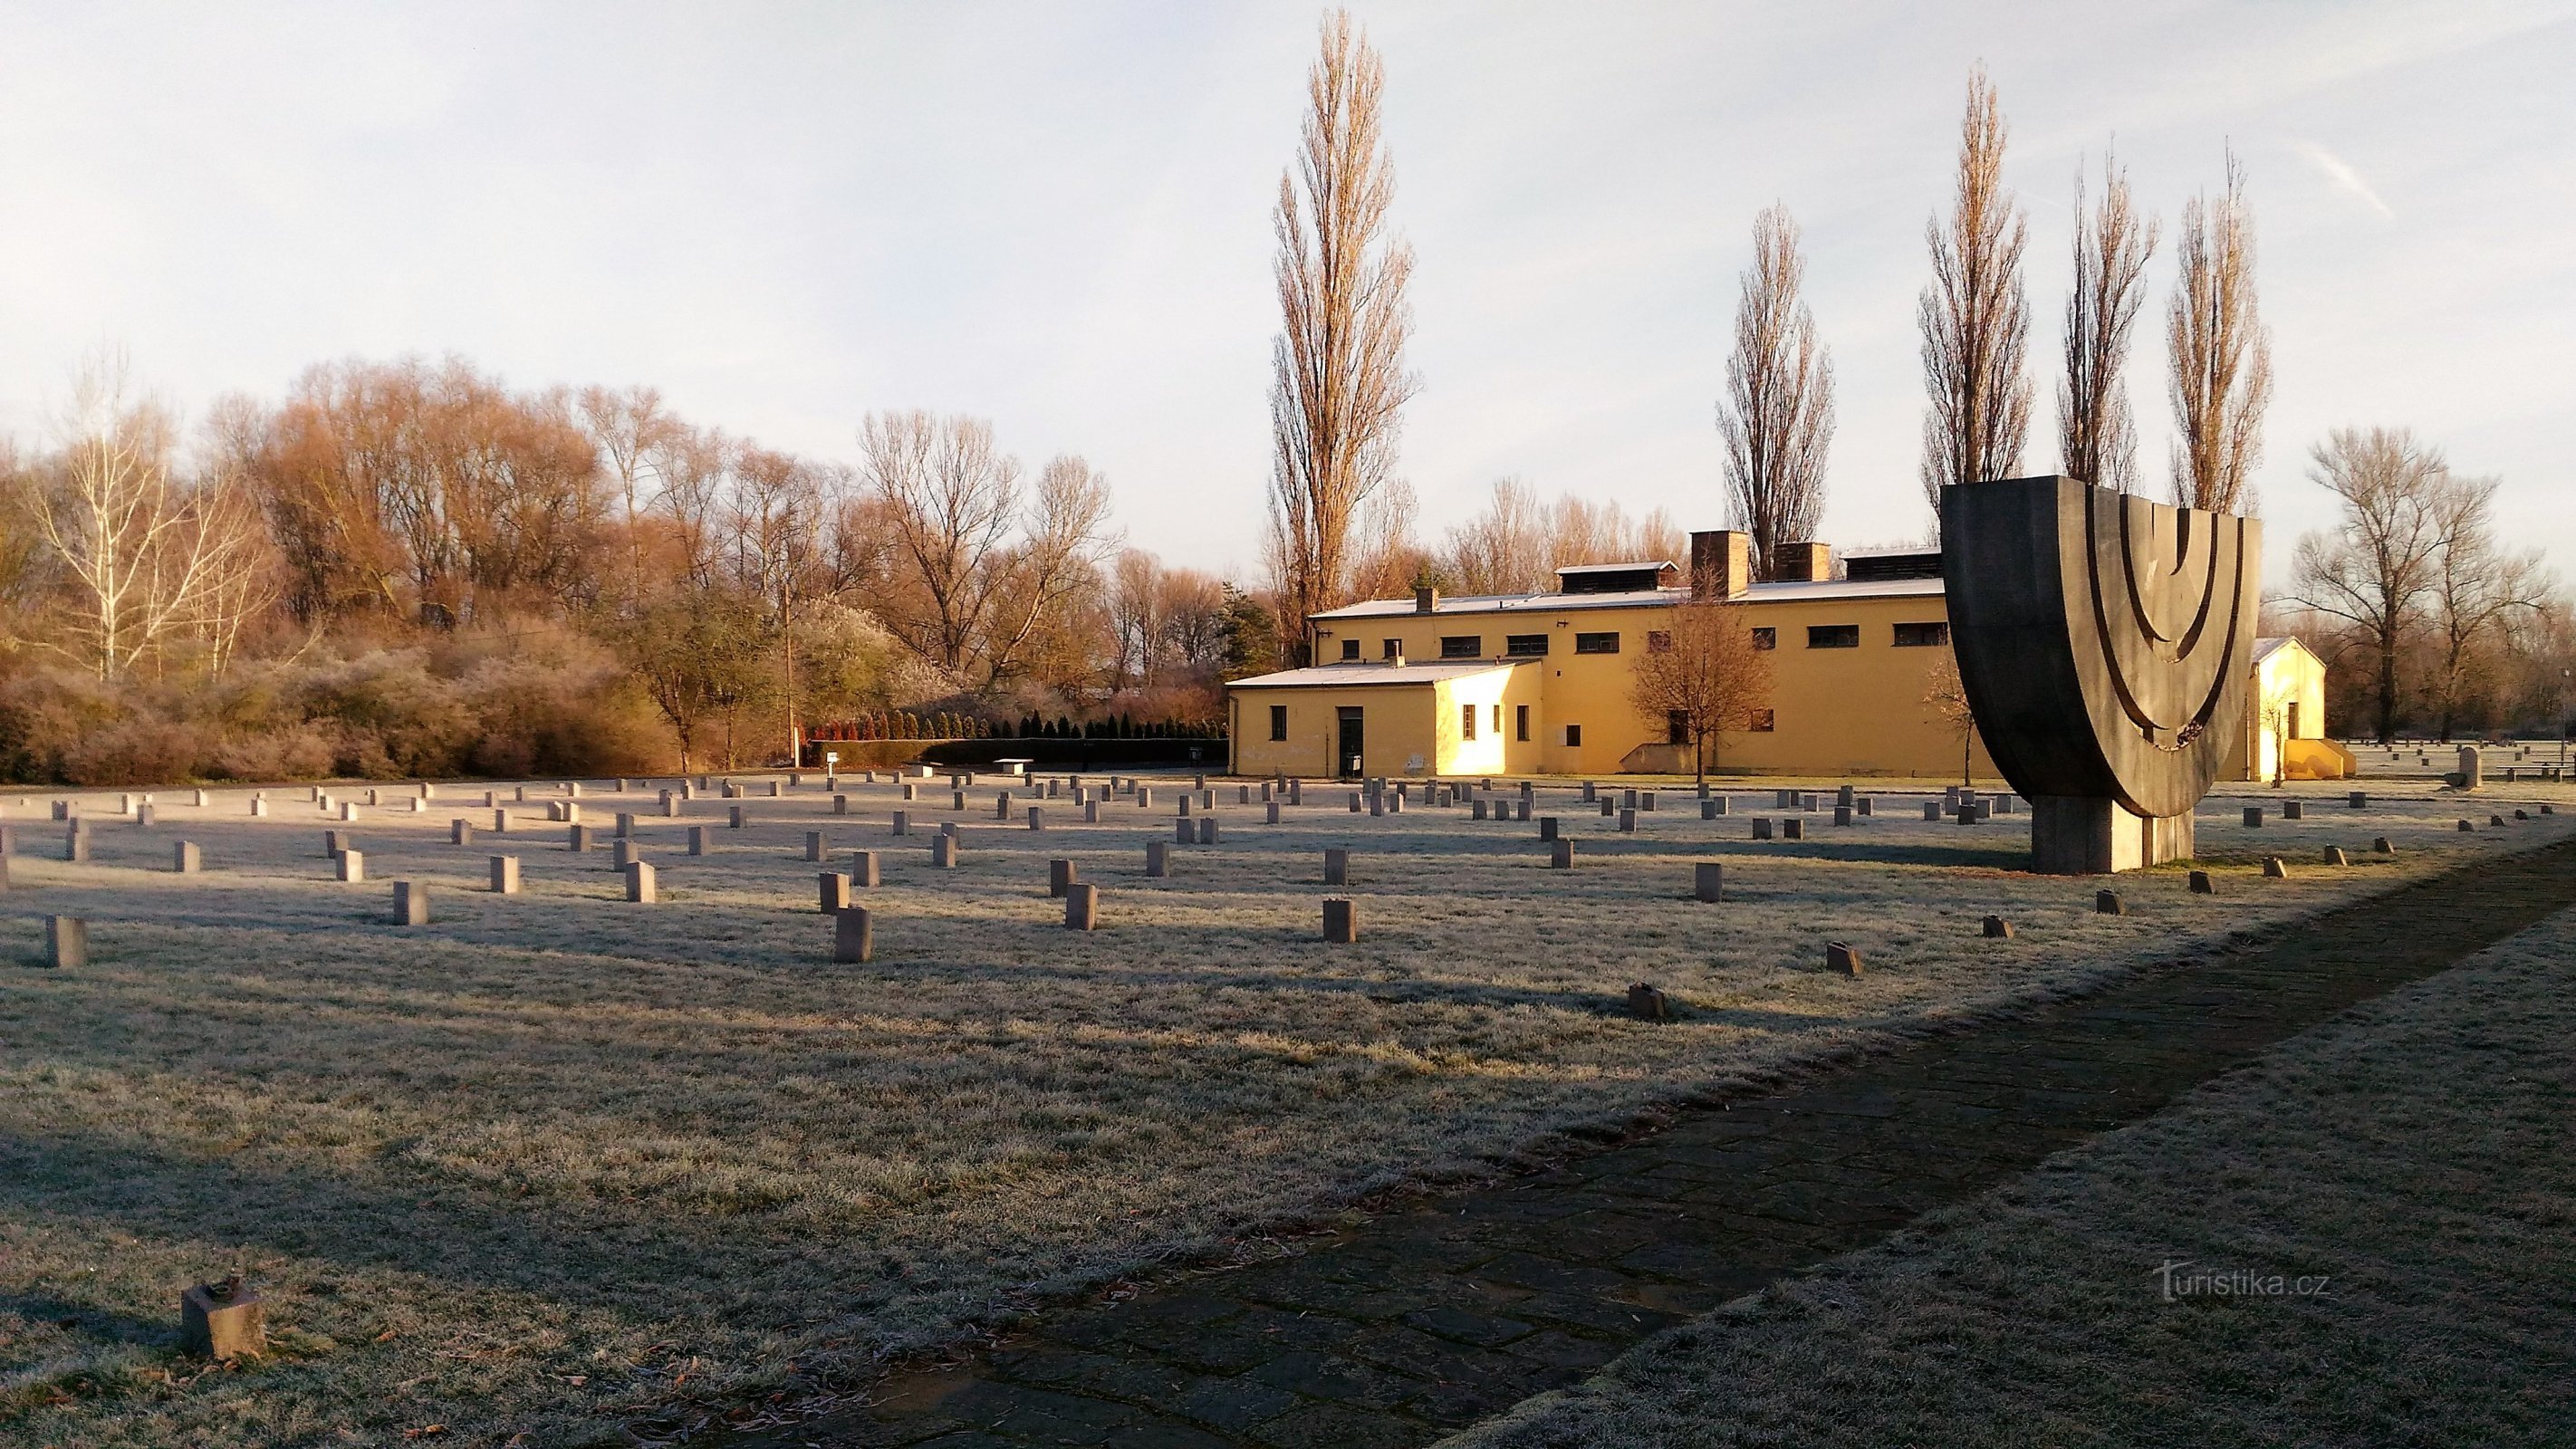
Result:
[1337, 706, 1364, 780]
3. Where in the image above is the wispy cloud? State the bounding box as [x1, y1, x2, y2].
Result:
[2292, 140, 2396, 218]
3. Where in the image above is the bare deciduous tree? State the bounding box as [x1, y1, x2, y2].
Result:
[1918, 65, 2033, 527]
[579, 384, 678, 609]
[21, 360, 270, 679]
[2424, 472, 2552, 739]
[1717, 205, 1834, 580]
[1441, 476, 1547, 594]
[2289, 427, 2448, 743]
[2059, 151, 2158, 491]
[2168, 149, 2273, 514]
[1628, 594, 1773, 790]
[860, 410, 1021, 678]
[1269, 8, 1418, 659]
[1921, 650, 1979, 786]
[979, 454, 1118, 688]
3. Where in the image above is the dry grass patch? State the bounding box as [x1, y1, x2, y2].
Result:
[0, 775, 2567, 1444]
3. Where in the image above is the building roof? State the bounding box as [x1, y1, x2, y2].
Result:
[1553, 560, 1677, 576]
[1307, 574, 1946, 622]
[2253, 636, 2321, 667]
[1225, 659, 1528, 690]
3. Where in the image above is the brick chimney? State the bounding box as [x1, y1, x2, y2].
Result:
[1414, 585, 1439, 615]
[1772, 541, 1833, 583]
[1688, 530, 1751, 600]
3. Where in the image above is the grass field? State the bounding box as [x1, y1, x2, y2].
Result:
[1440, 896, 2576, 1449]
[2, 770, 2567, 1445]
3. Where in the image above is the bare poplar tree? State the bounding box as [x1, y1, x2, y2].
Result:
[2168, 149, 2273, 513]
[1269, 8, 1418, 662]
[1918, 65, 2033, 526]
[2288, 427, 2447, 743]
[1717, 205, 1834, 580]
[2059, 151, 2158, 491]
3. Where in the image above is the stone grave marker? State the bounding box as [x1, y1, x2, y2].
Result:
[568, 824, 591, 852]
[1783, 819, 1805, 840]
[173, 840, 200, 874]
[393, 880, 428, 925]
[891, 811, 910, 836]
[688, 826, 710, 855]
[2263, 857, 2290, 878]
[2244, 806, 2264, 828]
[730, 805, 748, 829]
[451, 820, 474, 847]
[1626, 984, 1669, 1021]
[2323, 846, 2349, 865]
[490, 856, 520, 894]
[1549, 839, 1573, 869]
[931, 834, 958, 868]
[806, 831, 827, 862]
[831, 906, 871, 961]
[1048, 859, 1077, 897]
[1983, 915, 2014, 938]
[851, 849, 880, 888]
[180, 1279, 264, 1360]
[2188, 870, 2214, 894]
[1145, 841, 1171, 878]
[2095, 889, 2124, 915]
[1827, 943, 1863, 976]
[1923, 801, 1943, 821]
[1064, 883, 1100, 931]
[1694, 861, 1723, 903]
[1753, 818, 1773, 840]
[2372, 837, 2395, 854]
[1323, 847, 1350, 885]
[819, 872, 851, 913]
[1833, 805, 1853, 826]
[46, 915, 87, 968]
[337, 849, 365, 883]
[1197, 819, 1218, 844]
[613, 840, 640, 868]
[1322, 897, 1358, 943]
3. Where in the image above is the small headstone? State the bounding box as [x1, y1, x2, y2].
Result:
[452, 820, 474, 847]
[1084, 801, 1101, 823]
[2262, 857, 2289, 878]
[1581, 782, 1599, 802]
[2282, 800, 2303, 820]
[1323, 847, 1350, 885]
[250, 798, 268, 818]
[819, 871, 851, 913]
[2095, 889, 2124, 915]
[1833, 805, 1853, 827]
[1626, 984, 1669, 1021]
[1753, 818, 1773, 840]
[46, 915, 87, 968]
[2244, 806, 2264, 828]
[337, 849, 365, 883]
[2489, 813, 2507, 828]
[1702, 799, 1726, 820]
[1028, 807, 1046, 831]
[613, 840, 640, 868]
[1049, 859, 1077, 897]
[1064, 882, 1100, 931]
[1923, 801, 1943, 821]
[996, 792, 1013, 820]
[1146, 841, 1171, 878]
[2372, 837, 2395, 854]
[2188, 869, 2214, 894]
[1826, 943, 1863, 976]
[661, 790, 681, 817]
[689, 825, 710, 856]
[137, 803, 158, 827]
[1322, 897, 1358, 944]
[1198, 818, 1218, 844]
[173, 840, 200, 874]
[1266, 802, 1282, 824]
[1549, 839, 1573, 869]
[1619, 808, 1636, 833]
[832, 907, 871, 962]
[1473, 800, 1488, 820]
[393, 879, 428, 926]
[1599, 799, 1615, 817]
[1982, 915, 2014, 938]
[2458, 744, 2483, 791]
[2323, 846, 2349, 865]
[931, 834, 958, 868]
[1515, 799, 1532, 821]
[193, 788, 208, 807]
[1538, 816, 1559, 840]
[1174, 819, 1195, 845]
[324, 829, 349, 857]
[490, 855, 521, 894]
[1693, 861, 1723, 903]
[805, 830, 827, 862]
[729, 805, 747, 830]
[832, 794, 851, 816]
[491, 810, 508, 833]
[891, 811, 910, 836]
[616, 812, 635, 839]
[179, 1279, 265, 1360]
[568, 824, 591, 852]
[2514, 809, 2531, 821]
[1783, 819, 1805, 840]
[1836, 785, 1855, 808]
[2457, 820, 2474, 832]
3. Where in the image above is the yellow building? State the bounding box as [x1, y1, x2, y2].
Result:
[1228, 533, 2000, 780]
[2235, 636, 2352, 782]
[1226, 530, 2329, 782]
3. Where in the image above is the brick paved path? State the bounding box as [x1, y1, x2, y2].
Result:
[723, 838, 2576, 1448]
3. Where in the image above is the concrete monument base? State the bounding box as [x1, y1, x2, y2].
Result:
[2030, 796, 2194, 875]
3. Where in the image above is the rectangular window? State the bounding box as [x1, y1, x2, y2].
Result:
[1667, 709, 1690, 745]
[1382, 638, 1401, 660]
[1515, 704, 1529, 742]
[1268, 705, 1288, 741]
[1751, 627, 1776, 650]
[1440, 635, 1482, 658]
[1461, 704, 1477, 740]
[1749, 708, 1776, 733]
[1505, 633, 1550, 656]
[1574, 631, 1620, 654]
[1340, 638, 1360, 661]
[1564, 724, 1582, 746]
[1807, 624, 1860, 648]
[1892, 621, 1950, 647]
[1646, 630, 1673, 653]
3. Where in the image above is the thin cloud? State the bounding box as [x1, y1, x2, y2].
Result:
[2292, 140, 2396, 218]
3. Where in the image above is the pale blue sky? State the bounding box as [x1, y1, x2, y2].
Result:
[1, 1, 2568, 587]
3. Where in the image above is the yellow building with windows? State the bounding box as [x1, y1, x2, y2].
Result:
[1226, 529, 2327, 782]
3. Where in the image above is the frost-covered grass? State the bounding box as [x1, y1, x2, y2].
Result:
[1, 772, 2567, 1445]
[1442, 884, 2576, 1449]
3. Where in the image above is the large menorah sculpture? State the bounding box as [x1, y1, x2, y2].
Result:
[1941, 475, 2261, 874]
